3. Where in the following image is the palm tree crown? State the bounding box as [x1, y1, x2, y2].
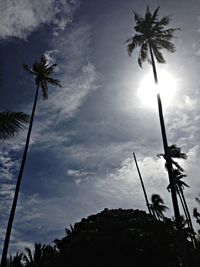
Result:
[126, 6, 179, 67]
[23, 55, 61, 99]
[150, 193, 168, 220]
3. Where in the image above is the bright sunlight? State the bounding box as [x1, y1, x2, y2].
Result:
[138, 70, 177, 109]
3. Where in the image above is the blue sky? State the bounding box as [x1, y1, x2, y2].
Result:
[1, 0, 200, 254]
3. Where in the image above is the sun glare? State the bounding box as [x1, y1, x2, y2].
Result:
[138, 70, 177, 109]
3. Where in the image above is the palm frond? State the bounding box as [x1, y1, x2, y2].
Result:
[41, 81, 48, 100]
[126, 35, 144, 56]
[22, 64, 35, 75]
[151, 6, 160, 22]
[0, 112, 29, 141]
[24, 247, 34, 264]
[45, 63, 58, 75]
[145, 5, 151, 21]
[154, 39, 176, 52]
[132, 9, 142, 24]
[151, 43, 165, 63]
[46, 77, 62, 87]
[138, 42, 148, 67]
[157, 15, 171, 27]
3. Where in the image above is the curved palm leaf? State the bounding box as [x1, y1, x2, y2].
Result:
[0, 112, 29, 141]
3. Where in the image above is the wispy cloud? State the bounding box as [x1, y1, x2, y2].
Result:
[0, 0, 79, 39]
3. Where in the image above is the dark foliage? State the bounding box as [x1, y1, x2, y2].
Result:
[55, 208, 179, 267]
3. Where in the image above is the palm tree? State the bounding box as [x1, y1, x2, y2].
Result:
[159, 145, 197, 248]
[125, 6, 182, 230]
[193, 208, 200, 226]
[150, 193, 168, 220]
[9, 252, 24, 267]
[23, 243, 58, 267]
[1, 56, 61, 267]
[133, 152, 152, 215]
[167, 169, 197, 249]
[0, 111, 29, 141]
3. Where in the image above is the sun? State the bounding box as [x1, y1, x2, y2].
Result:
[138, 70, 177, 109]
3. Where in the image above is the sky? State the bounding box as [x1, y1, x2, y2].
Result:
[1, 0, 200, 254]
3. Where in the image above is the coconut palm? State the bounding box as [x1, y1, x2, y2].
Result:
[23, 243, 58, 267]
[125, 6, 182, 229]
[167, 169, 197, 248]
[193, 208, 200, 226]
[150, 193, 168, 220]
[9, 252, 24, 267]
[1, 55, 61, 267]
[160, 145, 197, 248]
[0, 111, 29, 141]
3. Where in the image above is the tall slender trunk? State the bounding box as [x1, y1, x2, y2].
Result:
[148, 43, 188, 267]
[177, 189, 194, 247]
[179, 187, 197, 249]
[133, 153, 152, 215]
[1, 85, 39, 267]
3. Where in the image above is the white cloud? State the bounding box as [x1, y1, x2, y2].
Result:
[0, 0, 79, 39]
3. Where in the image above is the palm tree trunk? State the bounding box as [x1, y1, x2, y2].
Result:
[177, 189, 194, 247]
[148, 43, 182, 228]
[179, 188, 197, 249]
[148, 43, 189, 267]
[1, 84, 39, 267]
[133, 153, 152, 215]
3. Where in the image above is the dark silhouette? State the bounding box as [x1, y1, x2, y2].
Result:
[193, 208, 200, 226]
[23, 243, 58, 267]
[133, 152, 152, 214]
[159, 145, 197, 249]
[150, 193, 168, 220]
[55, 209, 180, 267]
[125, 6, 182, 230]
[8, 209, 200, 267]
[1, 56, 61, 267]
[0, 112, 29, 141]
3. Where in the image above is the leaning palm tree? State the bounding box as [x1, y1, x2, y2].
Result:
[0, 111, 29, 141]
[125, 6, 182, 229]
[150, 193, 168, 220]
[1, 56, 61, 267]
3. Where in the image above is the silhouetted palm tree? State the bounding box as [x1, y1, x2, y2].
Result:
[1, 56, 61, 267]
[0, 112, 29, 141]
[23, 243, 58, 267]
[125, 6, 182, 229]
[193, 208, 200, 226]
[150, 193, 168, 220]
[160, 145, 196, 248]
[9, 252, 24, 267]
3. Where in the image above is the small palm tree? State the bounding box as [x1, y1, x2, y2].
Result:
[1, 56, 61, 267]
[125, 6, 182, 228]
[0, 112, 29, 141]
[150, 193, 168, 220]
[193, 208, 200, 226]
[23, 243, 58, 267]
[9, 252, 24, 267]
